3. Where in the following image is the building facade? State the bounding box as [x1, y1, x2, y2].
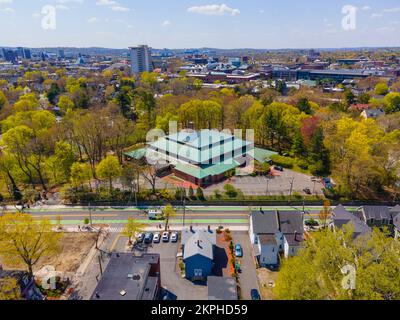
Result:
[130, 45, 153, 75]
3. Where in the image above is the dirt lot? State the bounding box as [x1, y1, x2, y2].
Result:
[257, 268, 279, 300]
[0, 233, 97, 273]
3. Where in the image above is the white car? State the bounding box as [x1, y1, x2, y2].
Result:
[171, 232, 179, 243]
[153, 233, 161, 243]
[162, 232, 170, 242]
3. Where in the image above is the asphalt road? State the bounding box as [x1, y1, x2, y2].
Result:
[5, 205, 361, 226]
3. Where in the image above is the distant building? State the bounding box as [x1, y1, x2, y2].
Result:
[129, 45, 153, 75]
[361, 108, 385, 119]
[208, 276, 238, 300]
[2, 49, 17, 63]
[90, 253, 161, 300]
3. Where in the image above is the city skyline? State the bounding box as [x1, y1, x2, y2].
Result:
[0, 1, 400, 49]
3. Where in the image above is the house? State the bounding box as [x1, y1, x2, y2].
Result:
[331, 204, 371, 238]
[207, 276, 238, 300]
[391, 205, 400, 239]
[90, 253, 161, 300]
[181, 227, 216, 281]
[249, 210, 304, 267]
[277, 211, 304, 258]
[361, 108, 385, 119]
[357, 206, 392, 228]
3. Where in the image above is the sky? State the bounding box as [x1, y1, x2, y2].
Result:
[0, 0, 400, 49]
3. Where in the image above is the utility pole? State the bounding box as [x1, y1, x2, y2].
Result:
[266, 179, 270, 196]
[181, 189, 187, 227]
[289, 177, 295, 198]
[89, 202, 93, 227]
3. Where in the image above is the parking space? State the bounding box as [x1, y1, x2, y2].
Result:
[204, 169, 324, 196]
[232, 232, 260, 300]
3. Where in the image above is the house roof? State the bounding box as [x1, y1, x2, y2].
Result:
[174, 161, 240, 180]
[250, 211, 279, 235]
[284, 233, 304, 246]
[394, 214, 400, 230]
[90, 253, 159, 301]
[361, 206, 391, 221]
[207, 276, 238, 300]
[183, 231, 214, 261]
[252, 147, 278, 163]
[390, 205, 400, 217]
[333, 205, 371, 237]
[277, 211, 304, 234]
[181, 227, 217, 246]
[258, 234, 278, 246]
[124, 148, 147, 160]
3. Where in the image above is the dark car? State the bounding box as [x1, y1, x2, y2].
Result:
[251, 289, 261, 300]
[136, 233, 145, 243]
[303, 188, 311, 195]
[274, 166, 284, 172]
[144, 232, 154, 244]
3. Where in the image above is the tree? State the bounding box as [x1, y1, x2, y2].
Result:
[291, 131, 305, 157]
[96, 155, 122, 193]
[196, 187, 205, 200]
[224, 184, 238, 198]
[70, 162, 92, 191]
[374, 82, 389, 96]
[273, 227, 400, 300]
[140, 165, 158, 194]
[188, 186, 194, 199]
[122, 216, 146, 245]
[57, 95, 75, 112]
[163, 204, 177, 231]
[296, 98, 312, 114]
[308, 127, 330, 175]
[47, 83, 60, 105]
[0, 278, 21, 300]
[383, 92, 400, 114]
[0, 90, 8, 110]
[0, 213, 61, 279]
[318, 200, 332, 228]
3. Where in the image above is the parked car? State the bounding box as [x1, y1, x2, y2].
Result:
[171, 232, 179, 243]
[274, 166, 284, 172]
[136, 233, 145, 243]
[153, 233, 161, 243]
[251, 289, 261, 300]
[303, 188, 311, 195]
[162, 231, 170, 242]
[234, 244, 243, 257]
[144, 232, 153, 244]
[305, 219, 319, 227]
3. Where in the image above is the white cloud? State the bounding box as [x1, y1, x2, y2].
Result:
[112, 6, 130, 12]
[0, 7, 14, 13]
[187, 4, 240, 16]
[88, 17, 100, 23]
[361, 6, 371, 11]
[371, 13, 383, 18]
[56, 5, 69, 10]
[0, 0, 13, 4]
[96, 0, 117, 6]
[383, 7, 400, 13]
[162, 20, 171, 27]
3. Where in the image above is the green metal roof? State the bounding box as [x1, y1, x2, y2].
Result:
[252, 147, 278, 163]
[174, 161, 240, 179]
[124, 148, 147, 160]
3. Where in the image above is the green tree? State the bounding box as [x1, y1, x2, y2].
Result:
[292, 131, 305, 157]
[96, 155, 123, 193]
[0, 90, 8, 110]
[70, 162, 92, 191]
[0, 213, 61, 279]
[57, 95, 75, 112]
[122, 216, 146, 245]
[374, 82, 389, 96]
[163, 204, 177, 231]
[0, 278, 21, 300]
[274, 227, 400, 300]
[296, 98, 312, 114]
[224, 184, 238, 198]
[308, 127, 330, 175]
[196, 187, 205, 200]
[188, 186, 195, 199]
[47, 83, 60, 105]
[383, 92, 400, 114]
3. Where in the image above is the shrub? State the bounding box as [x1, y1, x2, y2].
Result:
[270, 155, 295, 169]
[296, 159, 309, 170]
[224, 184, 238, 198]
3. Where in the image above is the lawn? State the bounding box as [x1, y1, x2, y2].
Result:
[257, 268, 279, 300]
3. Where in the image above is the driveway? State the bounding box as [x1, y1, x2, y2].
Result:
[232, 232, 260, 300]
[142, 241, 208, 300]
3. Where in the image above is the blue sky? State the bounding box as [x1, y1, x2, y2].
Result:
[0, 0, 400, 48]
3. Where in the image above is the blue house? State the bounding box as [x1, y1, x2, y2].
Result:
[182, 227, 216, 281]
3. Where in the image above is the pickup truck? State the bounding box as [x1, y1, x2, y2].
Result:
[147, 210, 165, 221]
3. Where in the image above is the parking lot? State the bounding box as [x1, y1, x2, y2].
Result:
[204, 169, 324, 196]
[135, 237, 208, 300]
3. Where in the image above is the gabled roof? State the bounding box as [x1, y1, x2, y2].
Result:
[284, 233, 304, 246]
[277, 211, 304, 234]
[333, 205, 371, 238]
[183, 231, 214, 261]
[394, 214, 400, 230]
[250, 211, 279, 235]
[258, 234, 278, 246]
[360, 206, 391, 221]
[390, 205, 400, 218]
[182, 227, 216, 246]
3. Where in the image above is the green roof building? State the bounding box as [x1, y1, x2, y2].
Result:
[147, 129, 254, 187]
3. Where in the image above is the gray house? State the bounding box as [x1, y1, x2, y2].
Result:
[391, 205, 400, 239]
[249, 210, 304, 267]
[357, 206, 392, 228]
[182, 227, 216, 281]
[332, 204, 371, 238]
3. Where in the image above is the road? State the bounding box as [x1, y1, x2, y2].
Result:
[4, 205, 361, 227]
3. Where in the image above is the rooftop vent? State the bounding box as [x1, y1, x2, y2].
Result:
[119, 290, 127, 296]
